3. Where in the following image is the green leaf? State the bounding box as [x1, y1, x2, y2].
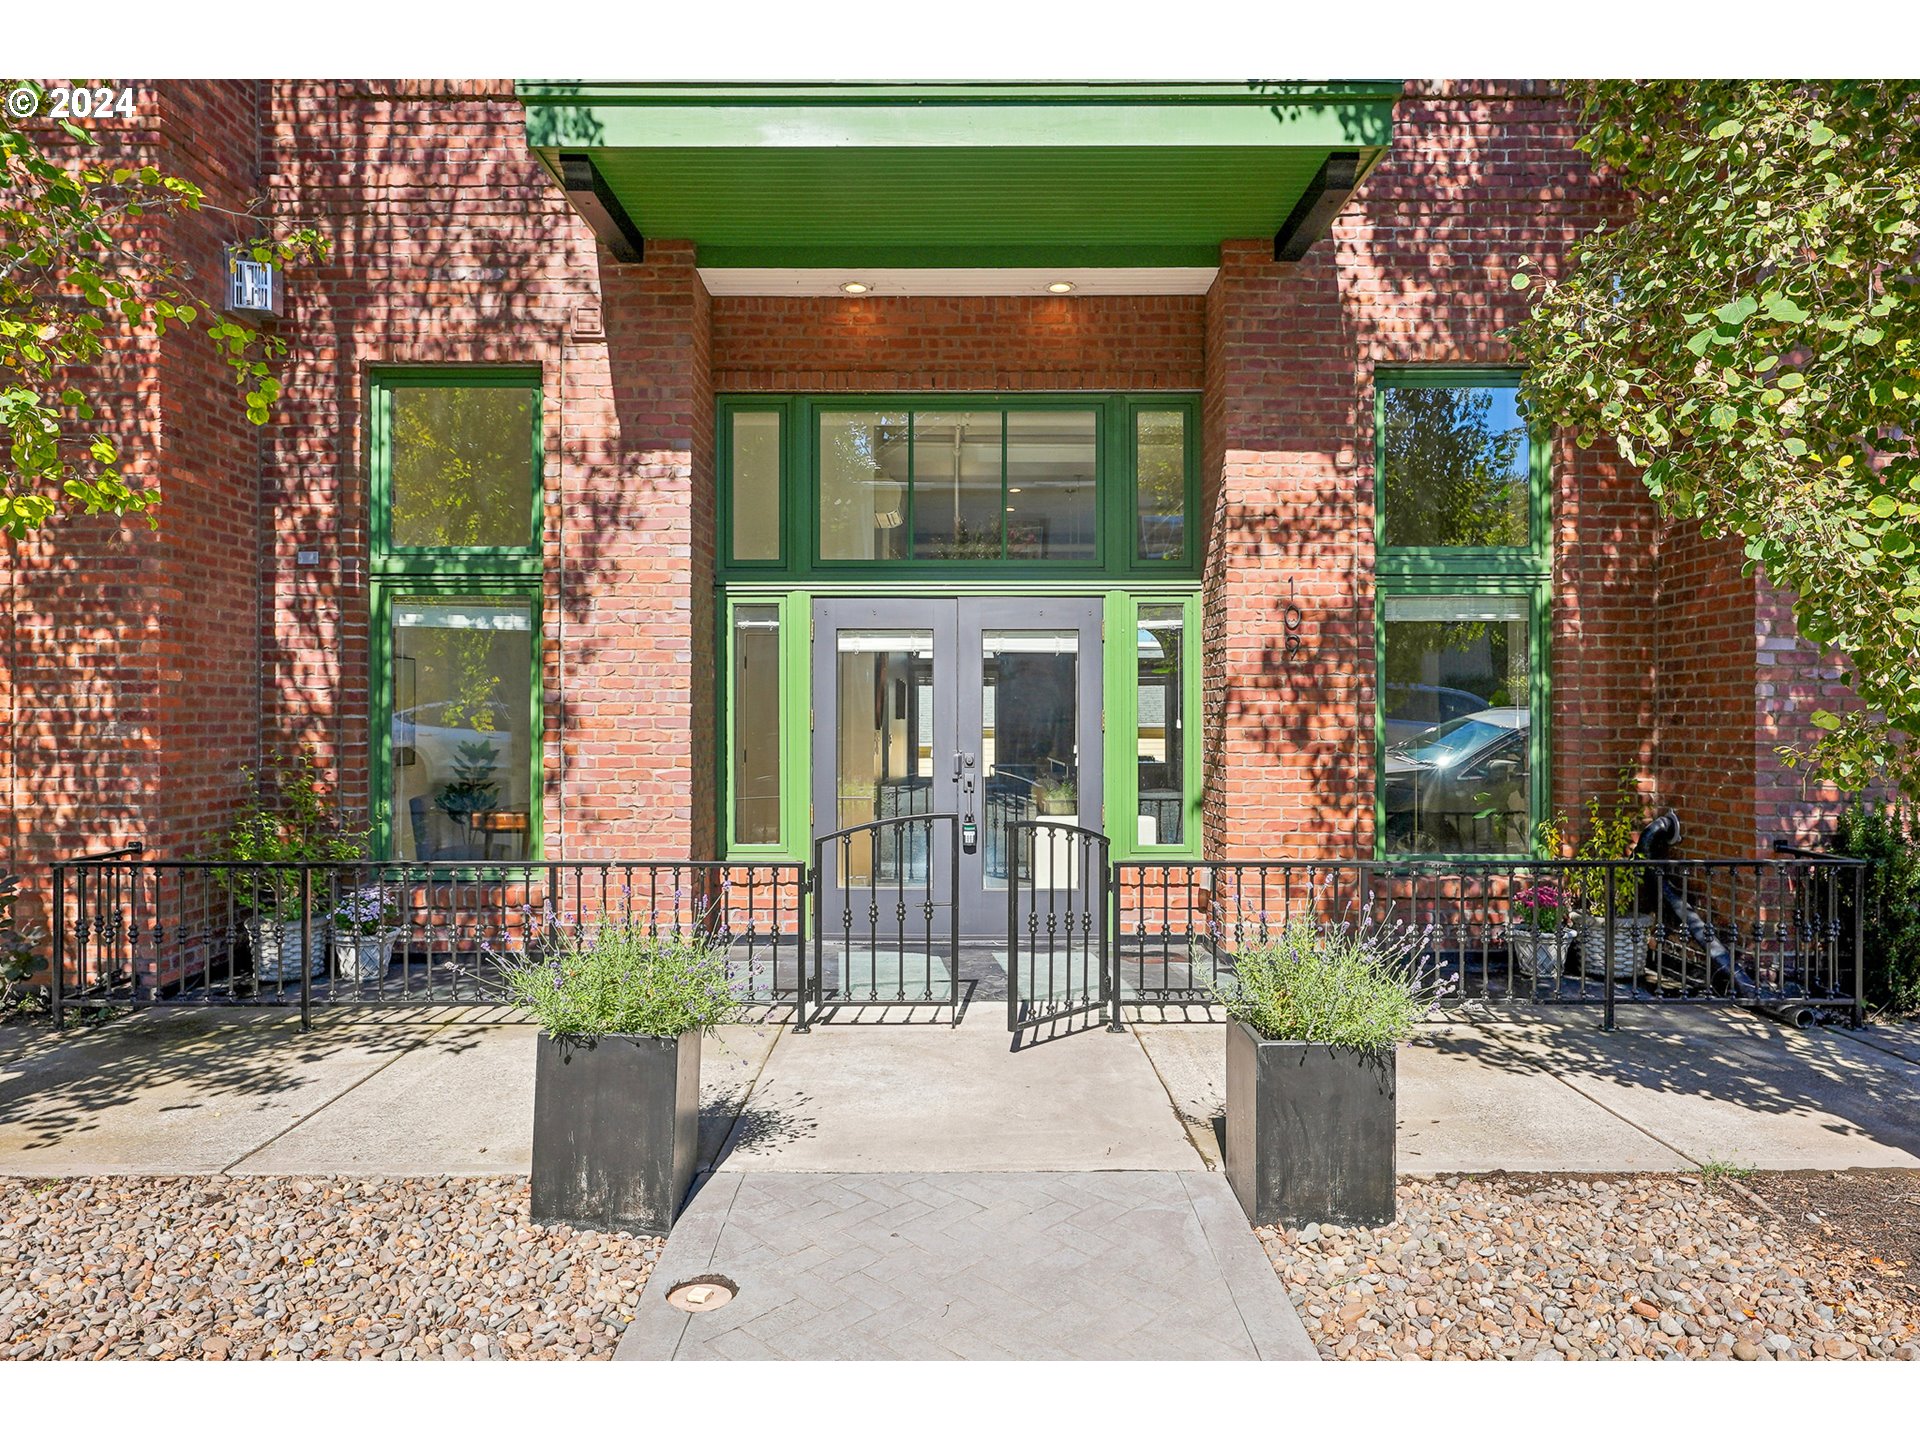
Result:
[1714, 295, 1760, 326]
[1762, 293, 1810, 323]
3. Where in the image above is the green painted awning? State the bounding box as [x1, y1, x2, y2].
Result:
[517, 82, 1399, 269]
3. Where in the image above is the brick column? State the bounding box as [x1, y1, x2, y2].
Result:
[1203, 241, 1371, 861]
[558, 241, 715, 860]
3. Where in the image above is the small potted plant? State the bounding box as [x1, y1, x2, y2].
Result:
[1541, 783, 1654, 983]
[329, 885, 401, 982]
[1507, 879, 1570, 981]
[209, 751, 368, 984]
[503, 919, 740, 1233]
[1213, 917, 1443, 1228]
[1032, 774, 1078, 818]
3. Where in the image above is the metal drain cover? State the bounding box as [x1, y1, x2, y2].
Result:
[665, 1275, 738, 1313]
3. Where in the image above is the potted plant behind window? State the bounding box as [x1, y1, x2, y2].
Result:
[330, 885, 401, 983]
[210, 751, 369, 984]
[1507, 879, 1570, 982]
[503, 916, 740, 1234]
[1542, 784, 1654, 983]
[1213, 916, 1443, 1228]
[1032, 774, 1078, 818]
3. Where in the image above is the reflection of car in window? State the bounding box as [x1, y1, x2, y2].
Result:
[1382, 707, 1530, 853]
[1382, 683, 1490, 746]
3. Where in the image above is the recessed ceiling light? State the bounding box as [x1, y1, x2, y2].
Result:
[1046, 281, 1076, 294]
[1007, 488, 1023, 494]
[840, 280, 871, 295]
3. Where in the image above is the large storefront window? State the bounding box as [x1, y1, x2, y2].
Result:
[717, 393, 1202, 864]
[722, 395, 1196, 578]
[373, 370, 543, 862]
[1375, 370, 1547, 859]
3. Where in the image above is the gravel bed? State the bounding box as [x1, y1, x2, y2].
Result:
[0, 1176, 660, 1360]
[1259, 1174, 1920, 1361]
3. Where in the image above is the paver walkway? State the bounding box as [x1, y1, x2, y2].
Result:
[616, 1169, 1315, 1360]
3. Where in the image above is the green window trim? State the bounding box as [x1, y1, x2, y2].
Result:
[717, 582, 1202, 864]
[1104, 590, 1205, 863]
[1371, 367, 1552, 861]
[369, 367, 547, 862]
[370, 581, 546, 865]
[369, 367, 546, 576]
[718, 591, 812, 861]
[1372, 367, 1550, 582]
[716, 393, 1202, 583]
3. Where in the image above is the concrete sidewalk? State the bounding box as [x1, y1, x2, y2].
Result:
[4, 1004, 1917, 1179]
[0, 1009, 778, 1178]
[1135, 1006, 1920, 1174]
[615, 1169, 1316, 1361]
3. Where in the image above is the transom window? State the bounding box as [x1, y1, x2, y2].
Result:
[1374, 370, 1549, 859]
[719, 394, 1198, 576]
[371, 369, 544, 863]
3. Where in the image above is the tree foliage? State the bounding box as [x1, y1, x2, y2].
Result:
[0, 79, 326, 539]
[1505, 81, 1920, 795]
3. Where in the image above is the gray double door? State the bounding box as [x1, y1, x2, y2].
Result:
[811, 596, 1103, 937]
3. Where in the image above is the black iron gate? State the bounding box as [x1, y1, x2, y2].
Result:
[805, 813, 962, 1027]
[1005, 819, 1116, 1040]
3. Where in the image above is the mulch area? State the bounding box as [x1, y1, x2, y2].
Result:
[1738, 1169, 1920, 1305]
[1261, 1172, 1920, 1361]
[0, 1176, 659, 1360]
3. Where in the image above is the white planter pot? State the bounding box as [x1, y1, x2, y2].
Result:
[247, 915, 329, 984]
[332, 931, 399, 983]
[1508, 927, 1571, 980]
[1573, 913, 1655, 982]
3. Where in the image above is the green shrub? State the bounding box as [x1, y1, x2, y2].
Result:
[1834, 800, 1920, 1015]
[1212, 918, 1440, 1051]
[206, 750, 367, 920]
[502, 923, 740, 1038]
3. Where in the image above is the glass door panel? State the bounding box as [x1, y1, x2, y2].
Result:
[979, 629, 1080, 892]
[833, 628, 935, 885]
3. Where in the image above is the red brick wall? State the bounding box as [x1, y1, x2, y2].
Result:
[3, 77, 1876, 912]
[257, 81, 716, 859]
[711, 294, 1205, 393]
[1203, 81, 1659, 861]
[2, 82, 265, 904]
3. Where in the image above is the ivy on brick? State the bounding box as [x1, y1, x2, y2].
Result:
[1505, 80, 1920, 797]
[0, 79, 327, 539]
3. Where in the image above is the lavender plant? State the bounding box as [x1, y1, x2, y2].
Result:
[329, 886, 399, 938]
[1212, 917, 1445, 1051]
[501, 921, 740, 1038]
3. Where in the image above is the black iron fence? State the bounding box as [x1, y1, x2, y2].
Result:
[807, 814, 959, 1027]
[1114, 855, 1867, 1028]
[51, 846, 804, 1028]
[1006, 820, 1114, 1039]
[51, 841, 1867, 1032]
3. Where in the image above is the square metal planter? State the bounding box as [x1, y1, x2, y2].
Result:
[530, 1031, 700, 1234]
[1225, 1021, 1397, 1228]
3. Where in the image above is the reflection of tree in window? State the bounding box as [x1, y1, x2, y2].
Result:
[1381, 386, 1528, 548]
[1135, 411, 1186, 563]
[390, 386, 535, 549]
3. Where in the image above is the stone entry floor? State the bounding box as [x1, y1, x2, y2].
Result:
[615, 1169, 1315, 1361]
